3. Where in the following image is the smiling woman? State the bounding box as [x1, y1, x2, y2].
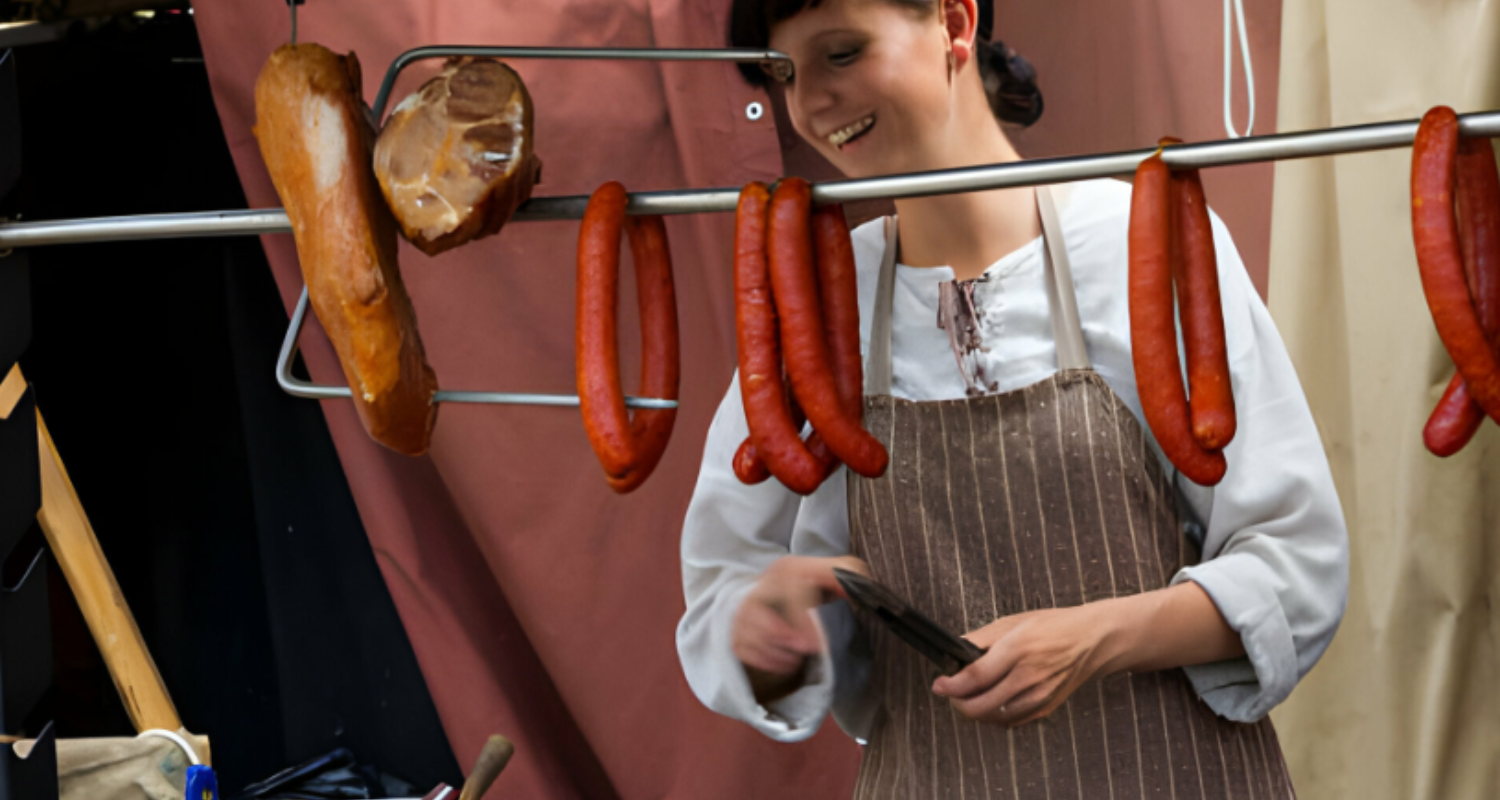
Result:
[678, 0, 1347, 798]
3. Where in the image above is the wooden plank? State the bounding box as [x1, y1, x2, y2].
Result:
[0, 364, 24, 420]
[33, 398, 180, 732]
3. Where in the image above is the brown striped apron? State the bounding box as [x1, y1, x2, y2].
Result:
[846, 187, 1296, 800]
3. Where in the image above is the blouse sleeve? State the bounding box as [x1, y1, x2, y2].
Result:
[675, 372, 871, 742]
[1168, 210, 1350, 722]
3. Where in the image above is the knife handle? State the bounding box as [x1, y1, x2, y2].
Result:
[458, 735, 514, 800]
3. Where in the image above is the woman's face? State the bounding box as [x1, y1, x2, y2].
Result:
[768, 0, 954, 179]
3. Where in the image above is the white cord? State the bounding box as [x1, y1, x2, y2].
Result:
[137, 729, 202, 766]
[1223, 0, 1255, 138]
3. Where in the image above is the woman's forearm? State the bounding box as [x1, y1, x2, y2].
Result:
[1094, 581, 1245, 676]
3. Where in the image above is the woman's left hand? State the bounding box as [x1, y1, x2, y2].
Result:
[930, 602, 1119, 727]
[930, 583, 1245, 727]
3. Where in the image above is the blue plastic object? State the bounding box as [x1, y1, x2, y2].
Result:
[185, 764, 219, 800]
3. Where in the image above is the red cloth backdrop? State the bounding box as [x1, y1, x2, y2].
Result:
[191, 1, 1280, 797]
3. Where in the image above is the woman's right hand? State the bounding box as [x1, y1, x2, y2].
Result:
[732, 555, 869, 703]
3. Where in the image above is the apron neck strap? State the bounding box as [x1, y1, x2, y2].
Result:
[1039, 185, 1091, 372]
[866, 184, 1089, 397]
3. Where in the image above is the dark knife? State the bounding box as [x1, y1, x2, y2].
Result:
[833, 568, 986, 676]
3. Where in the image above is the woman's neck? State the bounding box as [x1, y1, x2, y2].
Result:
[891, 115, 1041, 282]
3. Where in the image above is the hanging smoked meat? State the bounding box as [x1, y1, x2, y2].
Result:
[254, 43, 439, 456]
[373, 57, 542, 256]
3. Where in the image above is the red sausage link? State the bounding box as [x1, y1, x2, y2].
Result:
[609, 213, 680, 493]
[732, 399, 840, 480]
[735, 182, 826, 494]
[733, 373, 805, 486]
[733, 438, 772, 484]
[738, 202, 862, 484]
[1457, 135, 1500, 337]
[578, 182, 635, 478]
[1422, 135, 1500, 456]
[1129, 151, 1228, 486]
[576, 182, 680, 494]
[1424, 372, 1486, 457]
[812, 202, 865, 422]
[1171, 167, 1237, 450]
[1412, 107, 1500, 423]
[768, 178, 888, 479]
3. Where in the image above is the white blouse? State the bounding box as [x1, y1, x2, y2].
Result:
[675, 178, 1349, 742]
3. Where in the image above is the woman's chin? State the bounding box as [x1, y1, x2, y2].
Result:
[827, 137, 885, 178]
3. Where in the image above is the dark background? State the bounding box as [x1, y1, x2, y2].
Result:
[1, 10, 462, 794]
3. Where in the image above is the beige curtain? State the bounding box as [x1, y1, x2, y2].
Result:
[1267, 2, 1500, 798]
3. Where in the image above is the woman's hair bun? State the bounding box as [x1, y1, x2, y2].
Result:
[977, 39, 1044, 128]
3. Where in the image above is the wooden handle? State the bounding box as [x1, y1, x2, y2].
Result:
[0, 365, 25, 419]
[33, 402, 181, 732]
[458, 735, 514, 800]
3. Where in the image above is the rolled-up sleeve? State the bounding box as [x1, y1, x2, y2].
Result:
[676, 373, 867, 741]
[1169, 212, 1350, 722]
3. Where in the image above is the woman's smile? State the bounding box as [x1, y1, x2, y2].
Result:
[827, 113, 876, 150]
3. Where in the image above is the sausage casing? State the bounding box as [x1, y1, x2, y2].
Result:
[735, 182, 825, 494]
[1171, 168, 1237, 450]
[768, 178, 888, 479]
[576, 182, 680, 493]
[1129, 151, 1228, 486]
[1422, 134, 1500, 455]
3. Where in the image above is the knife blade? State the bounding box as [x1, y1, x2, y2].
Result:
[834, 568, 985, 676]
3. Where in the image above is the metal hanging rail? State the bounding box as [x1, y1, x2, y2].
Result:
[370, 46, 791, 121]
[1, 43, 1497, 409]
[7, 110, 1500, 250]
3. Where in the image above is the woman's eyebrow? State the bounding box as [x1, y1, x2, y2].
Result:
[806, 27, 868, 45]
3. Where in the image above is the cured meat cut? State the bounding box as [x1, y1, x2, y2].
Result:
[254, 43, 439, 456]
[374, 57, 542, 256]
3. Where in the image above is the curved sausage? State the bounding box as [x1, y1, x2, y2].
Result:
[768, 178, 889, 479]
[1423, 134, 1500, 456]
[608, 213, 680, 493]
[734, 373, 799, 485]
[734, 370, 839, 485]
[735, 182, 826, 495]
[576, 182, 680, 494]
[1458, 135, 1500, 335]
[732, 438, 772, 484]
[812, 202, 866, 422]
[1412, 107, 1500, 423]
[736, 202, 862, 484]
[1171, 167, 1237, 450]
[1129, 150, 1228, 486]
[1424, 372, 1485, 457]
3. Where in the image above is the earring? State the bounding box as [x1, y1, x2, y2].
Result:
[946, 48, 956, 85]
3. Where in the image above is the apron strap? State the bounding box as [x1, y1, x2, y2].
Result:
[1039, 185, 1091, 371]
[866, 215, 901, 397]
[866, 185, 1089, 397]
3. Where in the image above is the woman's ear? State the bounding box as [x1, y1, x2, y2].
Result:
[941, 0, 980, 72]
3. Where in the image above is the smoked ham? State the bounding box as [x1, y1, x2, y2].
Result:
[374, 57, 542, 256]
[254, 43, 439, 456]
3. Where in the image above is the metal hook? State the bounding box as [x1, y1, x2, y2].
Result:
[0, 215, 17, 258]
[275, 288, 678, 409]
[286, 0, 305, 45]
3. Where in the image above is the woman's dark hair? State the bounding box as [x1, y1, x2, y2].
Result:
[729, 0, 1043, 128]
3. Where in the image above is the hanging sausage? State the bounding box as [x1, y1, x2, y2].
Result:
[576, 182, 680, 493]
[1128, 145, 1229, 486]
[1420, 121, 1500, 456]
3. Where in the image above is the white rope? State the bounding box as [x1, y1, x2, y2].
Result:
[136, 729, 201, 766]
[1222, 0, 1256, 138]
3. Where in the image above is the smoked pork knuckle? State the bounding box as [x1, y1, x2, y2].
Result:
[374, 57, 542, 256]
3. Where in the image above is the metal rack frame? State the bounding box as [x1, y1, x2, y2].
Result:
[0, 44, 1496, 409]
